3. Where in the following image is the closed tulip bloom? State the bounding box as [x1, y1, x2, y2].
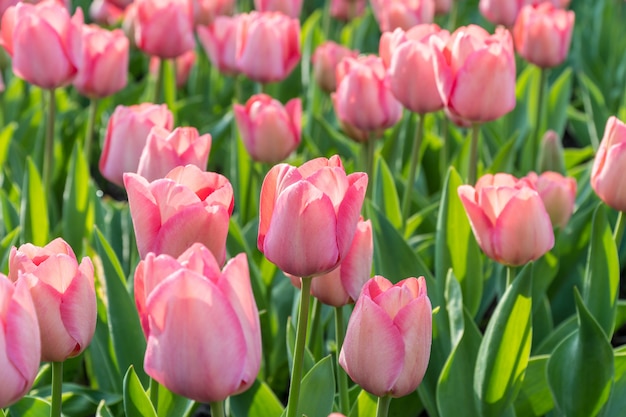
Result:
[193, 0, 234, 26]
[89, 0, 126, 26]
[137, 126, 212, 182]
[99, 103, 174, 187]
[434, 0, 451, 14]
[234, 94, 301, 164]
[332, 55, 402, 135]
[513, 3, 574, 68]
[9, 238, 96, 362]
[522, 171, 576, 229]
[134, 0, 195, 59]
[254, 0, 303, 18]
[458, 173, 554, 266]
[124, 165, 234, 263]
[479, 0, 570, 27]
[433, 25, 516, 126]
[329, 0, 366, 21]
[0, 276, 41, 408]
[258, 155, 368, 277]
[371, 0, 435, 33]
[73, 25, 129, 98]
[197, 15, 240, 75]
[236, 11, 301, 83]
[312, 41, 358, 93]
[339, 276, 432, 398]
[591, 116, 626, 212]
[0, 0, 82, 89]
[143, 252, 261, 402]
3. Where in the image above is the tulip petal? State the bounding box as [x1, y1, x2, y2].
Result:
[341, 220, 373, 302]
[310, 269, 350, 306]
[336, 173, 368, 257]
[458, 185, 496, 260]
[124, 173, 162, 258]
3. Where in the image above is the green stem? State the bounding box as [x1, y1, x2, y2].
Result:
[439, 115, 448, 177]
[468, 123, 480, 185]
[44, 89, 56, 193]
[286, 276, 313, 417]
[50, 361, 63, 417]
[84, 98, 98, 164]
[376, 395, 392, 417]
[308, 297, 323, 358]
[365, 135, 376, 200]
[210, 400, 226, 417]
[335, 306, 350, 416]
[506, 266, 514, 288]
[149, 378, 159, 412]
[614, 211, 626, 247]
[154, 58, 166, 103]
[401, 113, 426, 229]
[532, 68, 547, 171]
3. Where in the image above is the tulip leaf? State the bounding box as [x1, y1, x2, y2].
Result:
[8, 396, 51, 417]
[547, 288, 614, 417]
[599, 352, 626, 417]
[19, 157, 49, 246]
[435, 166, 483, 317]
[546, 68, 572, 134]
[231, 379, 284, 417]
[94, 228, 148, 386]
[96, 399, 114, 417]
[0, 122, 16, 169]
[156, 383, 195, 417]
[513, 355, 553, 417]
[348, 389, 377, 417]
[295, 355, 335, 417]
[372, 155, 402, 230]
[583, 204, 619, 337]
[474, 265, 533, 417]
[123, 366, 157, 417]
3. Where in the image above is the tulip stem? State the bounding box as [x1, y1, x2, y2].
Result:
[468, 123, 480, 185]
[50, 361, 63, 417]
[376, 395, 392, 417]
[286, 276, 313, 417]
[149, 377, 159, 412]
[440, 115, 449, 177]
[154, 58, 165, 104]
[84, 98, 98, 164]
[335, 306, 350, 415]
[532, 68, 548, 171]
[44, 88, 56, 194]
[210, 400, 225, 417]
[614, 211, 626, 247]
[401, 113, 425, 230]
[365, 136, 376, 199]
[506, 266, 514, 288]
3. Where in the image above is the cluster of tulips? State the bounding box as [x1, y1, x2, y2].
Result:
[1, 0, 626, 416]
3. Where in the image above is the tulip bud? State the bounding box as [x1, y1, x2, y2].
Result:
[538, 130, 566, 174]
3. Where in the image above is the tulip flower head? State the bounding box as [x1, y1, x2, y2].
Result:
[480, 0, 571, 27]
[329, 0, 366, 21]
[134, 0, 195, 59]
[254, 0, 303, 18]
[193, 0, 235, 26]
[370, 0, 435, 33]
[197, 14, 241, 76]
[591, 116, 626, 212]
[522, 171, 576, 229]
[312, 41, 359, 93]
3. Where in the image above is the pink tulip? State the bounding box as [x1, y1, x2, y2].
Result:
[379, 23, 443, 67]
[332, 55, 402, 136]
[9, 238, 96, 362]
[0, 275, 40, 408]
[233, 94, 301, 164]
[433, 25, 516, 126]
[289, 218, 373, 306]
[258, 155, 368, 277]
[0, 0, 82, 89]
[236, 11, 301, 83]
[134, 0, 195, 59]
[150, 50, 196, 89]
[137, 126, 212, 182]
[522, 171, 576, 229]
[99, 103, 174, 187]
[142, 249, 261, 402]
[591, 116, 626, 212]
[254, 0, 303, 18]
[88, 0, 125, 25]
[311, 41, 358, 93]
[329, 0, 366, 21]
[192, 0, 234, 26]
[370, 0, 435, 33]
[513, 3, 574, 68]
[458, 173, 554, 266]
[385, 25, 449, 114]
[434, 0, 452, 14]
[339, 276, 432, 398]
[124, 165, 234, 263]
[197, 15, 240, 76]
[73, 25, 129, 99]
[479, 0, 570, 27]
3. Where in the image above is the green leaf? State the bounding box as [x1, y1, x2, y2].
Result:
[372, 156, 402, 230]
[155, 383, 195, 417]
[93, 228, 148, 385]
[123, 366, 157, 417]
[474, 266, 533, 417]
[600, 352, 626, 417]
[19, 157, 49, 246]
[8, 396, 50, 417]
[547, 288, 614, 417]
[546, 68, 573, 134]
[583, 204, 619, 336]
[30, 382, 122, 416]
[514, 355, 553, 417]
[231, 379, 284, 417]
[0, 123, 17, 168]
[435, 167, 483, 316]
[296, 355, 335, 417]
[348, 390, 377, 417]
[96, 400, 114, 417]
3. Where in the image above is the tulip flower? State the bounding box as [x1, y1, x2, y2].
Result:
[142, 250, 261, 403]
[193, 0, 234, 26]
[9, 238, 96, 362]
[125, 165, 234, 263]
[434, 0, 452, 14]
[522, 171, 576, 229]
[254, 0, 303, 18]
[99, 103, 174, 187]
[591, 116, 626, 212]
[458, 173, 555, 266]
[235, 11, 301, 84]
[233, 94, 301, 164]
[0, 0, 83, 89]
[311, 41, 358, 93]
[0, 275, 41, 408]
[513, 3, 575, 69]
[258, 155, 367, 278]
[89, 0, 126, 25]
[73, 25, 129, 99]
[137, 126, 212, 181]
[134, 0, 195, 59]
[329, 0, 366, 21]
[197, 15, 241, 76]
[339, 275, 432, 398]
[479, 0, 571, 27]
[370, 0, 435, 33]
[379, 23, 443, 68]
